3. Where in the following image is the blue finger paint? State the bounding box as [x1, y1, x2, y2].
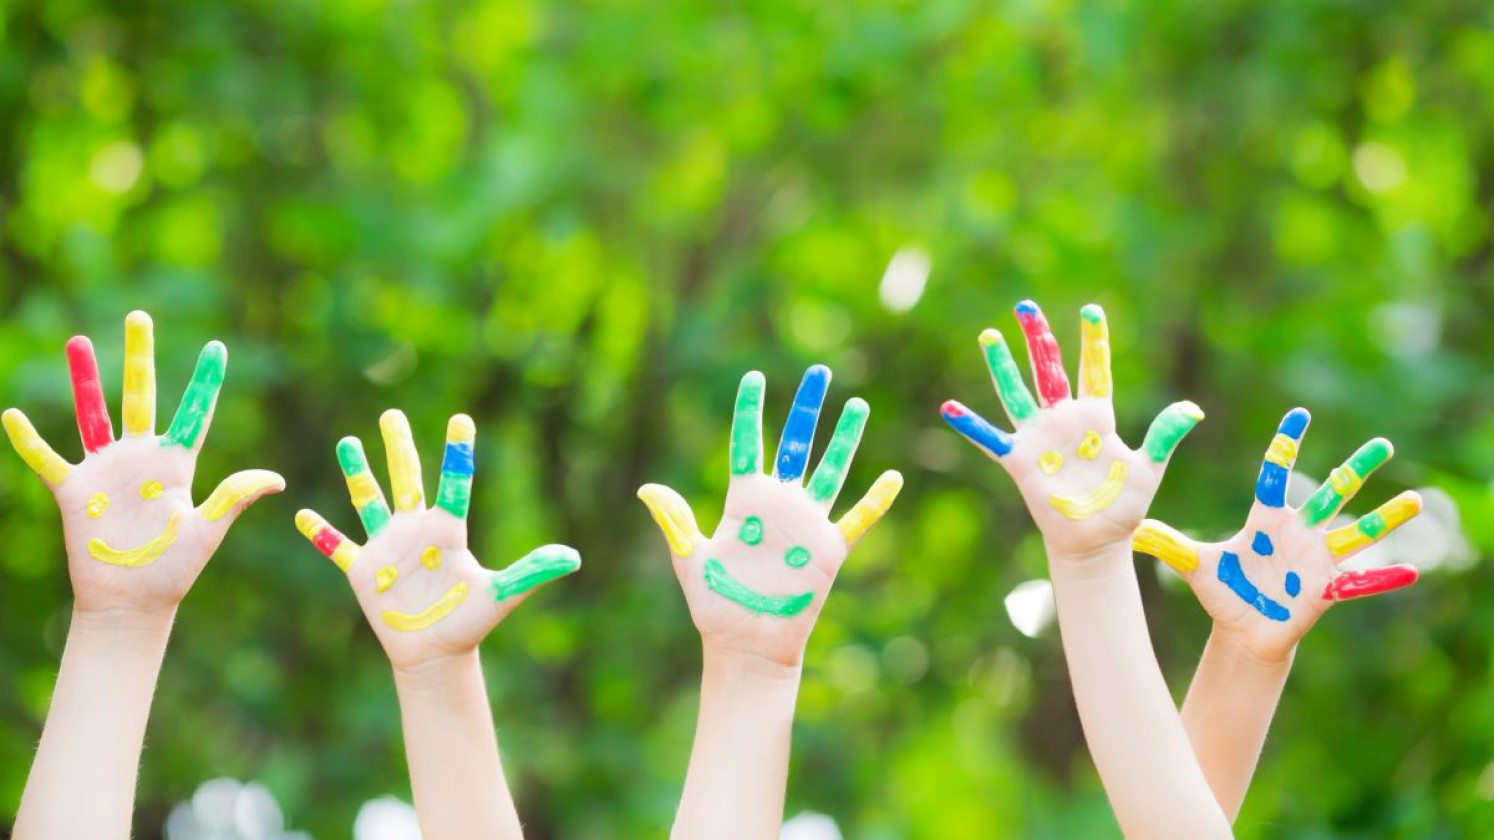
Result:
[1217, 551, 1291, 622]
[1252, 531, 1274, 556]
[442, 441, 475, 477]
[1255, 408, 1311, 507]
[1284, 572, 1301, 598]
[940, 400, 1014, 458]
[775, 365, 831, 482]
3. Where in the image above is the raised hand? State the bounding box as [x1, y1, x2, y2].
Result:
[1134, 407, 1420, 662]
[638, 365, 903, 667]
[295, 409, 580, 670]
[940, 300, 1203, 556]
[2, 310, 284, 615]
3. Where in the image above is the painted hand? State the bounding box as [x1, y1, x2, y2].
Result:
[1, 311, 284, 615]
[1133, 408, 1420, 662]
[941, 300, 1203, 557]
[295, 410, 581, 670]
[638, 366, 903, 668]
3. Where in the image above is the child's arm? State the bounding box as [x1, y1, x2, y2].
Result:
[942, 301, 1230, 839]
[5, 312, 283, 840]
[295, 409, 580, 840]
[1136, 408, 1420, 819]
[638, 366, 902, 840]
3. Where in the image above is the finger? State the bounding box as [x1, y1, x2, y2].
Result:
[1325, 490, 1422, 558]
[1132, 519, 1200, 575]
[336, 436, 392, 537]
[489, 544, 582, 602]
[1140, 400, 1205, 463]
[435, 413, 476, 519]
[1323, 565, 1419, 602]
[1013, 300, 1071, 407]
[637, 483, 705, 558]
[2, 408, 72, 487]
[774, 364, 831, 483]
[806, 398, 868, 508]
[1254, 407, 1310, 508]
[196, 469, 285, 527]
[162, 341, 227, 451]
[121, 310, 156, 436]
[294, 509, 361, 573]
[729, 371, 765, 476]
[66, 336, 114, 452]
[978, 329, 1038, 425]
[836, 469, 903, 546]
[940, 400, 1014, 459]
[1298, 437, 1393, 528]
[379, 409, 424, 512]
[1078, 304, 1112, 399]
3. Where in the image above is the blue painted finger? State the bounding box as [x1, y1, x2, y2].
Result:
[1255, 407, 1310, 508]
[774, 365, 831, 482]
[940, 400, 1014, 458]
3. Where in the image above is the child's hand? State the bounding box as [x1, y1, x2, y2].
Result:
[1134, 407, 1420, 663]
[296, 410, 580, 672]
[941, 300, 1203, 558]
[2, 311, 284, 616]
[638, 366, 903, 668]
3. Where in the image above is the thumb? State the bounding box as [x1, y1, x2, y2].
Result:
[488, 544, 582, 607]
[1132, 518, 1200, 578]
[195, 469, 286, 543]
[637, 483, 705, 559]
[1140, 400, 1205, 465]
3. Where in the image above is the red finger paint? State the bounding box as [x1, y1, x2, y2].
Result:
[66, 336, 113, 452]
[1014, 300, 1071, 407]
[1323, 565, 1420, 601]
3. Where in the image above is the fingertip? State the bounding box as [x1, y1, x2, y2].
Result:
[1281, 407, 1311, 438]
[741, 370, 765, 389]
[379, 408, 408, 429]
[1176, 400, 1206, 422]
[447, 413, 476, 443]
[126, 310, 153, 329]
[978, 328, 1003, 347]
[939, 399, 967, 419]
[66, 335, 94, 354]
[1080, 303, 1105, 324]
[1014, 299, 1040, 320]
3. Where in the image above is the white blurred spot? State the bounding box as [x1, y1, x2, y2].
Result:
[878, 246, 931, 313]
[362, 342, 418, 386]
[1004, 578, 1055, 638]
[1353, 142, 1406, 193]
[354, 797, 423, 840]
[165, 778, 305, 840]
[90, 141, 144, 194]
[1369, 301, 1441, 360]
[782, 811, 844, 840]
[1340, 486, 1473, 573]
[882, 635, 930, 684]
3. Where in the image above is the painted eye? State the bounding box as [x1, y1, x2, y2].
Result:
[1077, 431, 1103, 460]
[739, 516, 764, 546]
[422, 546, 443, 570]
[140, 480, 164, 500]
[784, 546, 811, 568]
[1252, 531, 1274, 556]
[376, 566, 398, 593]
[1284, 572, 1301, 598]
[86, 492, 110, 518]
[1038, 452, 1064, 475]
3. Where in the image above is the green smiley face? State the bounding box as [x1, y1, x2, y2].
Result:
[703, 515, 815, 617]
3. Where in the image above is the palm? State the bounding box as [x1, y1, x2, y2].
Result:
[296, 410, 580, 671]
[639, 366, 903, 668]
[942, 301, 1203, 557]
[1134, 408, 1421, 663]
[2, 311, 283, 615]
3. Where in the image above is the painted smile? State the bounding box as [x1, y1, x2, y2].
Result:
[381, 582, 470, 632]
[1217, 551, 1290, 622]
[704, 558, 813, 617]
[88, 513, 182, 568]
[1049, 461, 1128, 520]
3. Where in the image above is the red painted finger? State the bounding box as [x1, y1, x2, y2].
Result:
[1322, 565, 1419, 602]
[66, 336, 114, 453]
[1014, 300, 1071, 407]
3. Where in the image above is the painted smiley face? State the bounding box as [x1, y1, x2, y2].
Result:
[377, 546, 472, 632]
[84, 482, 184, 568]
[1044, 431, 1130, 520]
[1217, 531, 1301, 622]
[702, 515, 815, 618]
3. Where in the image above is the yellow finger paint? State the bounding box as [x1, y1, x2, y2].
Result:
[1263, 433, 1300, 469]
[381, 582, 469, 632]
[1049, 461, 1128, 520]
[1327, 465, 1364, 498]
[1039, 451, 1064, 475]
[122, 311, 156, 435]
[1077, 430, 1103, 460]
[376, 565, 398, 593]
[380, 409, 424, 512]
[836, 470, 904, 545]
[422, 546, 442, 570]
[294, 508, 361, 573]
[1132, 519, 1199, 573]
[1326, 491, 1422, 557]
[3, 408, 72, 487]
[88, 513, 181, 567]
[86, 493, 110, 518]
[1079, 305, 1112, 398]
[199, 470, 283, 522]
[140, 480, 165, 500]
[637, 483, 704, 558]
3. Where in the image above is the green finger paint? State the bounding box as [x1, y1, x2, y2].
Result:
[730, 372, 765, 476]
[337, 438, 393, 536]
[1358, 511, 1387, 539]
[1141, 401, 1204, 462]
[784, 546, 811, 568]
[979, 330, 1038, 423]
[1080, 305, 1104, 325]
[738, 516, 764, 545]
[162, 342, 227, 449]
[807, 398, 869, 503]
[1299, 438, 1392, 527]
[491, 546, 582, 601]
[436, 476, 472, 519]
[704, 558, 813, 617]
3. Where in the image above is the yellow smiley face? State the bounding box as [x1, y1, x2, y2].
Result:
[378, 546, 470, 632]
[1044, 431, 1129, 520]
[85, 481, 183, 568]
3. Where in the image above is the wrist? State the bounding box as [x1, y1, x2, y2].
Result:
[391, 649, 484, 694]
[701, 644, 804, 689]
[1207, 627, 1297, 671]
[1045, 539, 1136, 581]
[69, 606, 176, 640]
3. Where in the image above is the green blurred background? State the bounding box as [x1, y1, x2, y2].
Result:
[1, 0, 1492, 837]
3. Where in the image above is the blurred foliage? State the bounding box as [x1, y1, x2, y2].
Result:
[0, 0, 1492, 837]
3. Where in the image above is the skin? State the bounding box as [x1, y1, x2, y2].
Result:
[296, 410, 580, 840]
[639, 367, 901, 840]
[5, 312, 283, 840]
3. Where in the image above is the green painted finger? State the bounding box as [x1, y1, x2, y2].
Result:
[490, 544, 582, 601]
[1141, 401, 1205, 462]
[807, 398, 869, 506]
[337, 437, 392, 536]
[1299, 438, 1394, 528]
[979, 329, 1039, 424]
[729, 371, 765, 476]
[162, 341, 227, 450]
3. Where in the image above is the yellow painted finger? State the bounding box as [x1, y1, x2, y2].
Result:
[637, 483, 705, 558]
[1079, 304, 1112, 398]
[2, 408, 71, 487]
[295, 508, 361, 573]
[1325, 491, 1422, 558]
[1133, 519, 1200, 574]
[198, 469, 286, 522]
[379, 409, 424, 512]
[836, 470, 904, 545]
[122, 310, 156, 435]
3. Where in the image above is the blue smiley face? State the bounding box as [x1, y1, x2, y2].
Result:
[1218, 531, 1300, 622]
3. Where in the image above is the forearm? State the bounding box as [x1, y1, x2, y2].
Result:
[1181, 630, 1293, 821]
[393, 651, 523, 840]
[672, 647, 802, 840]
[1047, 542, 1231, 840]
[14, 608, 174, 840]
